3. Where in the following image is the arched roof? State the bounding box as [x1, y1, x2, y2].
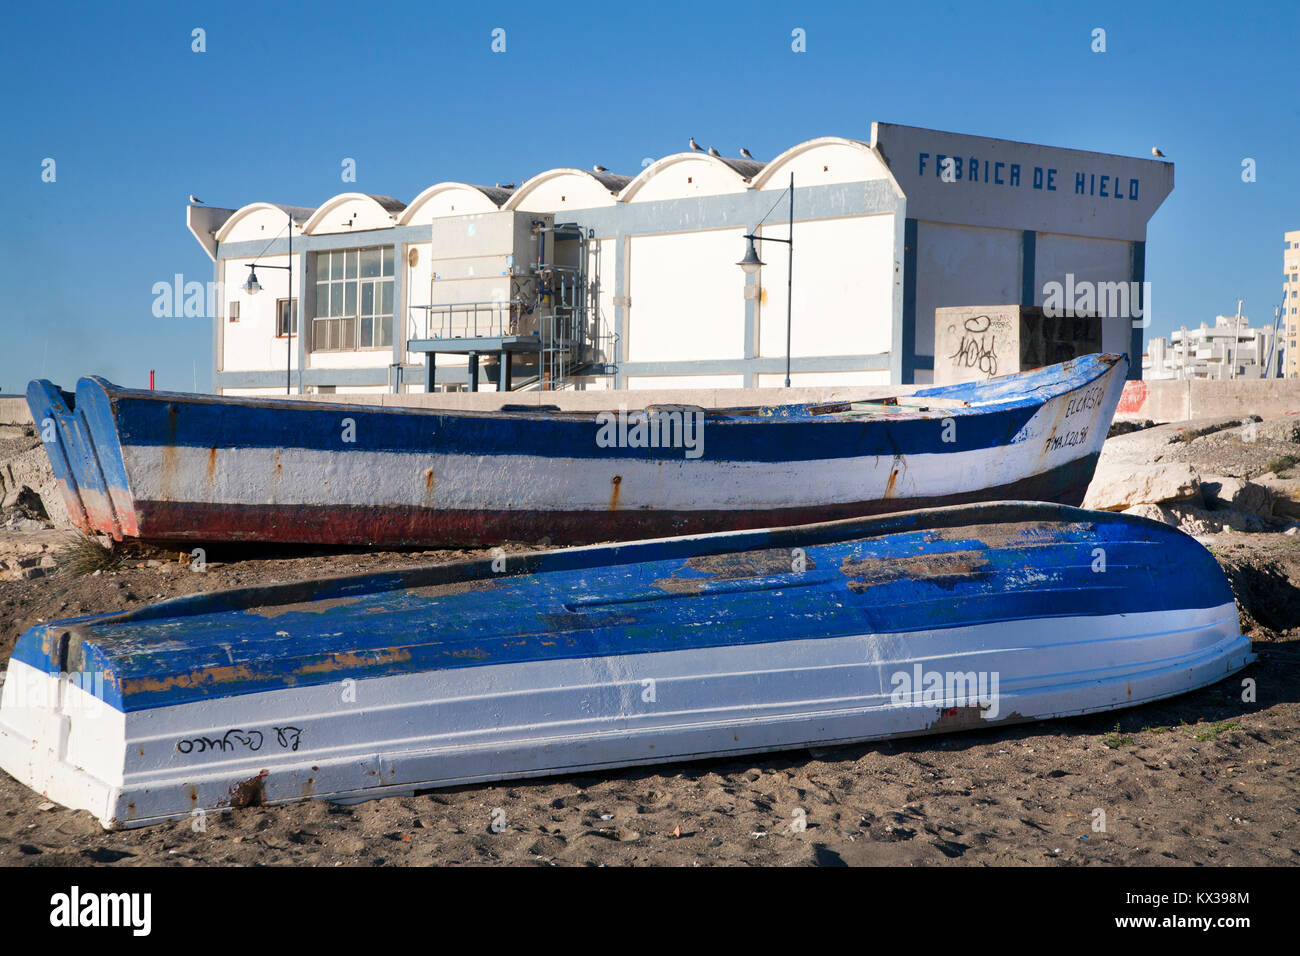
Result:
[398, 183, 512, 224]
[302, 193, 407, 234]
[504, 168, 631, 212]
[619, 152, 766, 202]
[750, 137, 885, 189]
[214, 202, 314, 244]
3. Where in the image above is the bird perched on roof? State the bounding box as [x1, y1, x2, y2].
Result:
[689, 137, 703, 151]
[707, 146, 721, 157]
[593, 164, 608, 173]
[739, 147, 753, 159]
[188, 194, 204, 204]
[1151, 147, 1165, 158]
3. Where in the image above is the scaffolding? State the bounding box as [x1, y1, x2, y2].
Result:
[407, 218, 615, 392]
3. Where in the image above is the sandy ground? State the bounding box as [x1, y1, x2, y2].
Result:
[0, 528, 1296, 867]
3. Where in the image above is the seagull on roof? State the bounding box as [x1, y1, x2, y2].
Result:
[592, 164, 608, 173]
[739, 147, 754, 159]
[1151, 147, 1165, 158]
[707, 146, 721, 157]
[689, 137, 703, 151]
[188, 194, 204, 204]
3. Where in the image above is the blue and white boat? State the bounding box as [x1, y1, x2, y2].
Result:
[0, 500, 1250, 829]
[26, 353, 1127, 547]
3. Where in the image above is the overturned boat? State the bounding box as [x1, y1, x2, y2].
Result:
[27, 353, 1127, 547]
[0, 500, 1250, 829]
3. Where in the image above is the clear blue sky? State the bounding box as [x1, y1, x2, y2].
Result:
[1, 0, 1295, 393]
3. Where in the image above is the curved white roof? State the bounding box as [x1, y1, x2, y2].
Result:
[505, 168, 631, 212]
[619, 152, 765, 203]
[750, 137, 887, 189]
[398, 183, 512, 224]
[214, 202, 313, 244]
[302, 193, 407, 235]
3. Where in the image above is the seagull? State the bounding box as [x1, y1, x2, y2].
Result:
[689, 137, 703, 151]
[1151, 147, 1165, 158]
[592, 164, 608, 173]
[739, 147, 753, 159]
[188, 194, 204, 204]
[707, 146, 721, 157]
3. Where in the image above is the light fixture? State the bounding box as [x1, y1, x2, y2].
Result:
[737, 172, 795, 385]
[241, 211, 296, 394]
[737, 235, 765, 275]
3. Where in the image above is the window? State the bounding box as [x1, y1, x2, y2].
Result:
[312, 247, 394, 351]
[228, 301, 240, 323]
[276, 298, 298, 337]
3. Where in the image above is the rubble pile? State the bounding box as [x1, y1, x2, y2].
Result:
[1084, 416, 1300, 536]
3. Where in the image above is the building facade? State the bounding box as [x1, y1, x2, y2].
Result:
[1284, 229, 1300, 377]
[1144, 313, 1281, 380]
[188, 123, 1174, 396]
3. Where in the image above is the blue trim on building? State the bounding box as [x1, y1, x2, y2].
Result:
[901, 218, 919, 384]
[1021, 230, 1037, 307]
[1130, 240, 1145, 381]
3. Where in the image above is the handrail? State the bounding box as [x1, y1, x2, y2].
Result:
[409, 298, 528, 340]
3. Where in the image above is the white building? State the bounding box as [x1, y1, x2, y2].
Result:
[1283, 229, 1300, 377]
[187, 122, 1173, 396]
[1144, 313, 1282, 380]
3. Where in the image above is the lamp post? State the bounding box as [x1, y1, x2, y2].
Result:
[738, 172, 794, 387]
[243, 210, 296, 395]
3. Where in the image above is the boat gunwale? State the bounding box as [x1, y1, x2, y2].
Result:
[39, 498, 1198, 634]
[70, 353, 1125, 426]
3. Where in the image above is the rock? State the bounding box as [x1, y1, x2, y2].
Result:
[1083, 462, 1202, 511]
[3, 565, 48, 581]
[1200, 476, 1274, 515]
[1254, 473, 1300, 519]
[4, 516, 51, 532]
[1107, 419, 1155, 438]
[0, 443, 70, 528]
[1242, 418, 1300, 445]
[1122, 503, 1178, 526]
[1123, 502, 1275, 536]
[1, 484, 47, 518]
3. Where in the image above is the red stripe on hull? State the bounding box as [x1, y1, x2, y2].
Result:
[126, 454, 1101, 547]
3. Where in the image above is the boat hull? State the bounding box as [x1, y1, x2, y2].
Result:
[0, 501, 1251, 829]
[26, 354, 1128, 547]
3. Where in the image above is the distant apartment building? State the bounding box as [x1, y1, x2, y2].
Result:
[1144, 313, 1280, 379]
[1285, 229, 1300, 377]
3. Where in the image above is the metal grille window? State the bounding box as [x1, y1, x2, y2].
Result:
[312, 247, 394, 351]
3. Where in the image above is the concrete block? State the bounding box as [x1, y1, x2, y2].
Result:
[934, 305, 1103, 385]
